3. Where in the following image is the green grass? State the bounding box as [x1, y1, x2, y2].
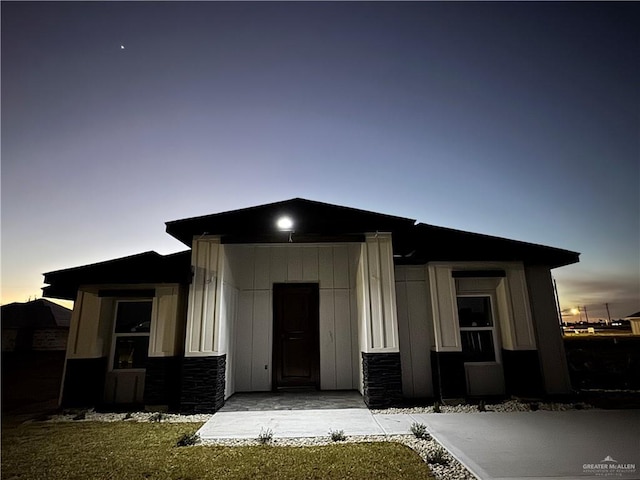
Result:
[2, 421, 435, 480]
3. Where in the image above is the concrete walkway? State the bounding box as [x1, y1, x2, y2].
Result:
[198, 407, 640, 480]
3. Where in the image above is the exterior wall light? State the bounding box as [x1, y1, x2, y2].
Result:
[276, 216, 294, 231]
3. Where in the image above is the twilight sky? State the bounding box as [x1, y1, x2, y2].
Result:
[2, 1, 638, 320]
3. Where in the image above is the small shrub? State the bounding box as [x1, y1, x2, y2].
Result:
[478, 400, 486, 412]
[529, 402, 539, 411]
[72, 411, 86, 421]
[432, 401, 441, 413]
[176, 432, 199, 447]
[257, 427, 273, 444]
[329, 429, 346, 442]
[410, 422, 430, 440]
[149, 412, 165, 423]
[427, 447, 449, 466]
[123, 412, 133, 420]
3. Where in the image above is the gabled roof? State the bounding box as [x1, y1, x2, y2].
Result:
[625, 311, 640, 319]
[1, 299, 71, 329]
[393, 223, 580, 269]
[42, 250, 191, 300]
[165, 198, 416, 246]
[42, 198, 580, 300]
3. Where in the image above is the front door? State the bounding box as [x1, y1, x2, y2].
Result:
[272, 283, 320, 390]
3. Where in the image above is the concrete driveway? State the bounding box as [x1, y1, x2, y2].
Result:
[199, 408, 640, 480]
[379, 410, 640, 480]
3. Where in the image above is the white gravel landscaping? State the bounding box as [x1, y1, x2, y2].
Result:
[34, 410, 213, 423]
[371, 398, 592, 414]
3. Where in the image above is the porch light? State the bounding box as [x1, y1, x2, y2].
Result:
[276, 216, 294, 231]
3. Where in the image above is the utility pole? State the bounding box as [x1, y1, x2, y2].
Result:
[583, 305, 589, 323]
[605, 303, 611, 325]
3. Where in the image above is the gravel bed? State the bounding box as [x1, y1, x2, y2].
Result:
[371, 399, 592, 414]
[31, 410, 213, 423]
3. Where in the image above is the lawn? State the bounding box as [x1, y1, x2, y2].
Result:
[1, 421, 435, 480]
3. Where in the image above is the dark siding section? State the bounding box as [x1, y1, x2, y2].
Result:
[144, 356, 181, 410]
[502, 349, 543, 396]
[431, 351, 466, 399]
[61, 357, 108, 407]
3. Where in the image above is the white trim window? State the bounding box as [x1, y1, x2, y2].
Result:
[110, 300, 152, 371]
[456, 295, 499, 363]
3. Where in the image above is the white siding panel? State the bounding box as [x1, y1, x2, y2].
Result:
[334, 289, 353, 389]
[319, 290, 336, 390]
[227, 242, 364, 392]
[251, 291, 271, 391]
[366, 241, 384, 349]
[348, 244, 360, 288]
[254, 248, 271, 290]
[270, 248, 287, 284]
[149, 286, 179, 357]
[318, 246, 334, 288]
[395, 282, 414, 396]
[225, 285, 238, 398]
[430, 265, 461, 351]
[407, 281, 432, 397]
[333, 246, 349, 289]
[70, 291, 103, 358]
[507, 267, 536, 349]
[235, 291, 254, 392]
[302, 247, 319, 281]
[350, 288, 360, 389]
[287, 247, 303, 281]
[406, 266, 426, 282]
[234, 246, 255, 291]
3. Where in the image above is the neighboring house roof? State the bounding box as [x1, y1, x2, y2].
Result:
[42, 250, 192, 300]
[1, 299, 71, 329]
[42, 198, 579, 300]
[625, 311, 640, 319]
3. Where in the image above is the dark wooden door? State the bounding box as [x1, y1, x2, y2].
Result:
[272, 283, 320, 390]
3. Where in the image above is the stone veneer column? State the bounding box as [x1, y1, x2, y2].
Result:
[361, 352, 402, 408]
[359, 234, 402, 408]
[180, 237, 228, 413]
[180, 355, 226, 413]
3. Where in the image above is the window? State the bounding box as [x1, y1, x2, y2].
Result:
[457, 296, 497, 363]
[111, 300, 152, 370]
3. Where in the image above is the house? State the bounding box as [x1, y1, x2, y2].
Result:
[42, 198, 579, 412]
[626, 312, 640, 335]
[2, 298, 71, 352]
[1, 299, 71, 411]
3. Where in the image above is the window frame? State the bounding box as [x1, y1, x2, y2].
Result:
[109, 299, 153, 372]
[456, 294, 502, 365]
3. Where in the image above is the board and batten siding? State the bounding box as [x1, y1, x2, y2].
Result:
[225, 244, 361, 392]
[395, 266, 434, 398]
